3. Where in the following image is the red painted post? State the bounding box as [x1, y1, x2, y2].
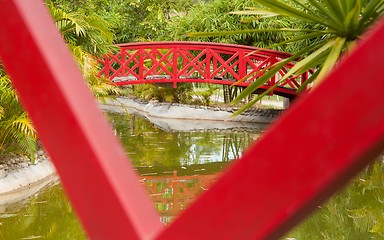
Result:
[173, 48, 178, 88]
[239, 50, 246, 80]
[139, 49, 144, 80]
[206, 48, 211, 80]
[104, 55, 110, 79]
[121, 50, 125, 77]
[0, 1, 163, 239]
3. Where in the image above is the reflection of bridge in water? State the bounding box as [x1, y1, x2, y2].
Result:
[136, 162, 229, 224]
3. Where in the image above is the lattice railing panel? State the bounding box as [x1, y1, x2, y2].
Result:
[98, 42, 311, 99]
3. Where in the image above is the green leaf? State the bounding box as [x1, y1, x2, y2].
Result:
[232, 80, 281, 117]
[231, 65, 283, 104]
[262, 32, 329, 51]
[343, 0, 361, 35]
[277, 40, 335, 84]
[307, 0, 344, 31]
[186, 28, 322, 38]
[232, 41, 326, 104]
[229, 9, 279, 16]
[296, 69, 320, 93]
[314, 37, 346, 86]
[254, 0, 324, 24]
[322, 0, 346, 21]
[0, 214, 18, 218]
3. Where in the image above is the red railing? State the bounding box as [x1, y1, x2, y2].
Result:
[2, 1, 384, 239]
[98, 42, 310, 99]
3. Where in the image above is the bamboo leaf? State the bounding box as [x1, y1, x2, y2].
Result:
[229, 9, 278, 16]
[186, 28, 322, 38]
[261, 32, 329, 50]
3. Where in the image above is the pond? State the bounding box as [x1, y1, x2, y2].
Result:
[1, 110, 384, 239]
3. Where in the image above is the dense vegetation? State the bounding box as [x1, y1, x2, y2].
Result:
[230, 0, 384, 115]
[2, 0, 384, 159]
[49, 0, 307, 52]
[0, 2, 119, 160]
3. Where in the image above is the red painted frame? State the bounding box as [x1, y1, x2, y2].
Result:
[98, 42, 310, 99]
[1, 1, 384, 239]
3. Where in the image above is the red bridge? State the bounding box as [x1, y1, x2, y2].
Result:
[97, 42, 310, 99]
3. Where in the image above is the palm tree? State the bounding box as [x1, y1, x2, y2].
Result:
[47, 1, 120, 102]
[0, 74, 37, 161]
[0, 3, 119, 160]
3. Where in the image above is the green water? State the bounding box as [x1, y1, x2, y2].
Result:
[0, 112, 260, 239]
[1, 111, 384, 239]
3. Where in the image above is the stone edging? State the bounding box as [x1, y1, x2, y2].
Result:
[0, 159, 56, 196]
[106, 97, 282, 123]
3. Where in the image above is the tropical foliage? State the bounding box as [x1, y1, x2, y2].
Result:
[223, 0, 384, 114]
[47, 1, 115, 56]
[0, 3, 119, 159]
[0, 74, 37, 160]
[164, 0, 302, 51]
[49, 0, 193, 43]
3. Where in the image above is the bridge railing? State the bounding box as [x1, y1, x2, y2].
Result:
[98, 42, 310, 98]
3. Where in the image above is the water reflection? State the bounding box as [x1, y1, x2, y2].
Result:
[3, 110, 383, 239]
[141, 172, 217, 224]
[285, 157, 384, 239]
[0, 111, 261, 237]
[0, 181, 86, 240]
[107, 112, 261, 224]
[107, 112, 260, 167]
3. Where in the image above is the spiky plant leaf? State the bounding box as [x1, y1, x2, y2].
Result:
[187, 0, 384, 112]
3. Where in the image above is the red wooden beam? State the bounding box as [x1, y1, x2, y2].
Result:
[0, 1, 162, 239]
[2, 0, 384, 239]
[156, 18, 384, 240]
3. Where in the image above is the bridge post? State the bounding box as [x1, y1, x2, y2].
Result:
[239, 50, 246, 80]
[283, 97, 290, 109]
[268, 56, 277, 96]
[206, 48, 211, 80]
[139, 49, 144, 80]
[301, 72, 308, 90]
[104, 55, 110, 78]
[173, 47, 178, 88]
